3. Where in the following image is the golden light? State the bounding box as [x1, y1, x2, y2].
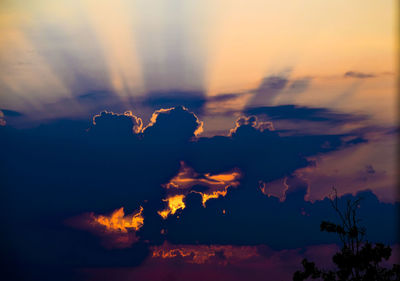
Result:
[92, 206, 144, 233]
[158, 162, 241, 218]
[158, 195, 186, 219]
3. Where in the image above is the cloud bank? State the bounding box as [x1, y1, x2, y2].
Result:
[0, 106, 397, 281]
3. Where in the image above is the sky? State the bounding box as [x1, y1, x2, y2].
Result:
[0, 1, 398, 280]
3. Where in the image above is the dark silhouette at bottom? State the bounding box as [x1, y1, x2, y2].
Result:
[293, 189, 399, 281]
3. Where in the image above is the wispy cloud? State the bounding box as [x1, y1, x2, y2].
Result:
[344, 71, 376, 79]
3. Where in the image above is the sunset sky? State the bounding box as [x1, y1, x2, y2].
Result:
[0, 1, 398, 280]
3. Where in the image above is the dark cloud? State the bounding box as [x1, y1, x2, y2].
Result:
[247, 75, 289, 107]
[164, 187, 397, 249]
[344, 71, 376, 79]
[282, 174, 309, 202]
[77, 90, 110, 100]
[288, 77, 312, 93]
[208, 93, 241, 103]
[76, 90, 120, 108]
[0, 109, 24, 117]
[229, 116, 274, 135]
[0, 109, 24, 127]
[90, 110, 143, 139]
[258, 76, 288, 90]
[244, 104, 367, 125]
[208, 75, 312, 111]
[83, 243, 340, 281]
[0, 106, 396, 281]
[142, 106, 203, 144]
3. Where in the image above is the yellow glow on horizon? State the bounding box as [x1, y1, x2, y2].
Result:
[151, 242, 259, 264]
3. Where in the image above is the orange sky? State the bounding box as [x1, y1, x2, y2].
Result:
[0, 0, 397, 126]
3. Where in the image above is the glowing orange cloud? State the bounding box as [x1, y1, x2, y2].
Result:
[157, 195, 186, 220]
[158, 162, 241, 219]
[196, 190, 227, 205]
[164, 163, 241, 192]
[92, 206, 144, 233]
[67, 206, 144, 249]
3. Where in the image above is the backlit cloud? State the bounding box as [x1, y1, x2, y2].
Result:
[158, 194, 186, 220]
[142, 106, 204, 140]
[229, 115, 274, 136]
[0, 1, 397, 280]
[92, 110, 143, 134]
[93, 206, 144, 233]
[158, 161, 241, 218]
[0, 105, 397, 280]
[67, 206, 144, 249]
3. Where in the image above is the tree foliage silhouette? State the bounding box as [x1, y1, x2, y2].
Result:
[293, 189, 399, 281]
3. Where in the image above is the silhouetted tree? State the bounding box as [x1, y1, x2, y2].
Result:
[293, 189, 399, 281]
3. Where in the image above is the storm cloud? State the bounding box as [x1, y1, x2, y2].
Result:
[0, 106, 397, 281]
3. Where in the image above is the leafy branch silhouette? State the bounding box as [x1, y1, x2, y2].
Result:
[293, 188, 399, 281]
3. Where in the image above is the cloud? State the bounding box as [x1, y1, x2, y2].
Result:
[204, 74, 298, 115]
[163, 187, 397, 248]
[208, 93, 243, 103]
[91, 110, 143, 135]
[0, 106, 397, 280]
[344, 71, 376, 79]
[142, 106, 204, 142]
[246, 75, 289, 107]
[204, 98, 367, 138]
[238, 104, 374, 137]
[67, 207, 144, 249]
[158, 161, 241, 218]
[284, 127, 398, 203]
[0, 109, 24, 117]
[82, 243, 343, 281]
[281, 174, 310, 202]
[244, 104, 367, 125]
[288, 77, 312, 92]
[158, 194, 187, 219]
[151, 242, 260, 265]
[229, 115, 274, 136]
